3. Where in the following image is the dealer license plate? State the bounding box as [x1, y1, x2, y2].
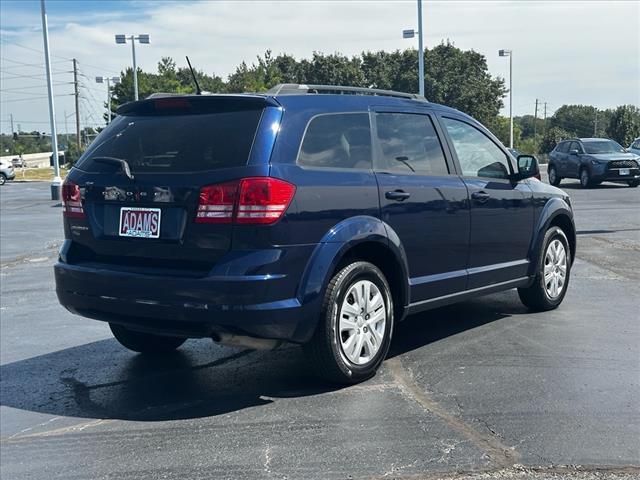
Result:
[619, 168, 630, 176]
[119, 207, 161, 238]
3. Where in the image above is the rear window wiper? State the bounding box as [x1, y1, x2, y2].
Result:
[92, 157, 135, 180]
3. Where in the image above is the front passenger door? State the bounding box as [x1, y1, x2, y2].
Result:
[440, 116, 534, 289]
[374, 111, 470, 302]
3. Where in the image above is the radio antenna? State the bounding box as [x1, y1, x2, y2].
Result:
[185, 56, 201, 95]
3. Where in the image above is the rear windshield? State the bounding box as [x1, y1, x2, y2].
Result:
[77, 108, 263, 173]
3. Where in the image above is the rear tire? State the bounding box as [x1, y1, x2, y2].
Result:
[0, 174, 6, 186]
[518, 226, 571, 312]
[579, 168, 592, 188]
[109, 323, 186, 354]
[628, 180, 639, 188]
[548, 166, 561, 186]
[304, 261, 394, 384]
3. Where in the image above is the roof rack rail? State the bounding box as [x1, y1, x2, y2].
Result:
[267, 83, 426, 101]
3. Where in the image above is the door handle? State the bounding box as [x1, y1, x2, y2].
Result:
[471, 191, 490, 203]
[385, 190, 411, 201]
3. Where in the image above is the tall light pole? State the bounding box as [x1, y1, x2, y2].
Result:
[96, 76, 120, 123]
[499, 49, 513, 148]
[40, 0, 61, 200]
[115, 34, 149, 101]
[402, 0, 425, 97]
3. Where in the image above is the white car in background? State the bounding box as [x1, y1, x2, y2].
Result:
[629, 137, 640, 156]
[0, 158, 16, 185]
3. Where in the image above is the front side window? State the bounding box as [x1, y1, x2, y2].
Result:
[442, 117, 511, 179]
[298, 113, 372, 169]
[556, 142, 569, 153]
[375, 113, 449, 175]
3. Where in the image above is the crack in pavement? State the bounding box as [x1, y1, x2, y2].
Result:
[387, 356, 520, 469]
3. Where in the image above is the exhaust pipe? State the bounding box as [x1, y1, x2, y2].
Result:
[212, 332, 283, 350]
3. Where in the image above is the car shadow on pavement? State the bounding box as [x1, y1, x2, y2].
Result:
[0, 292, 525, 423]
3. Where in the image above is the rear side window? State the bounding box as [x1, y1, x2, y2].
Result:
[375, 113, 449, 175]
[297, 113, 372, 169]
[77, 108, 263, 173]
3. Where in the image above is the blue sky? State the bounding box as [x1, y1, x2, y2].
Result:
[1, 0, 638, 135]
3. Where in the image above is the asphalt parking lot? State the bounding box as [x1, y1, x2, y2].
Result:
[1, 178, 639, 480]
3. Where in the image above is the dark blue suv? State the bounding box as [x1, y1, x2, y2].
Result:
[55, 84, 576, 383]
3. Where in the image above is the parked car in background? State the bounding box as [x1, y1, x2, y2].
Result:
[629, 137, 640, 156]
[11, 157, 27, 168]
[55, 84, 576, 384]
[0, 158, 16, 185]
[548, 138, 640, 188]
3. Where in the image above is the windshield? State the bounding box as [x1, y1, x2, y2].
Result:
[582, 140, 625, 154]
[77, 108, 263, 173]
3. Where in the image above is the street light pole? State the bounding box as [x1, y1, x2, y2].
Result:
[115, 34, 149, 102]
[499, 49, 513, 148]
[417, 0, 424, 98]
[96, 76, 120, 123]
[130, 36, 138, 100]
[40, 0, 61, 200]
[402, 1, 426, 98]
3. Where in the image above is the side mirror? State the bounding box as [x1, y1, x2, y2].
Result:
[516, 154, 540, 180]
[569, 149, 579, 155]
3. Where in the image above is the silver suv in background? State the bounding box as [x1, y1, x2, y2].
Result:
[0, 158, 16, 185]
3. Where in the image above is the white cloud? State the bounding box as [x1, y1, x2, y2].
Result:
[1, 0, 638, 134]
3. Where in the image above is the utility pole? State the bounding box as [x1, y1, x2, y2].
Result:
[543, 102, 547, 136]
[594, 110, 598, 136]
[40, 0, 61, 200]
[10, 114, 14, 134]
[73, 58, 81, 150]
[534, 98, 539, 138]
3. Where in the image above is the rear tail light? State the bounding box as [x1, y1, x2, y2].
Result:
[196, 182, 238, 223]
[62, 180, 85, 218]
[196, 177, 295, 225]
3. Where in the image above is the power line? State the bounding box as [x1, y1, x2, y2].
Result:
[1, 57, 68, 68]
[0, 94, 73, 104]
[1, 82, 74, 92]
[0, 37, 73, 62]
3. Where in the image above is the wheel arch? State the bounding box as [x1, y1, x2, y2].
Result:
[528, 198, 576, 276]
[295, 216, 410, 334]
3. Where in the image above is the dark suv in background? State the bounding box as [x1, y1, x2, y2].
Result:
[55, 84, 576, 383]
[548, 138, 640, 188]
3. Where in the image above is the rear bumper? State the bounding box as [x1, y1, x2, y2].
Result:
[2, 169, 15, 180]
[54, 261, 320, 343]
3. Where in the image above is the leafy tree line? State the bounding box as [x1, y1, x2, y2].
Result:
[509, 104, 640, 154]
[111, 43, 506, 127]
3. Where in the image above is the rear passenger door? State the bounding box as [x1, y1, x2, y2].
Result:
[439, 115, 534, 289]
[373, 109, 470, 302]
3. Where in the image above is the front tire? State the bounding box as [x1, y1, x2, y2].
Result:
[518, 226, 571, 312]
[628, 180, 639, 188]
[548, 166, 561, 186]
[579, 168, 592, 188]
[0, 174, 6, 186]
[109, 323, 186, 354]
[304, 261, 394, 384]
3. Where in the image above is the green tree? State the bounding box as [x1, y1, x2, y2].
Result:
[540, 126, 572, 153]
[423, 42, 506, 126]
[549, 105, 598, 138]
[606, 105, 640, 146]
